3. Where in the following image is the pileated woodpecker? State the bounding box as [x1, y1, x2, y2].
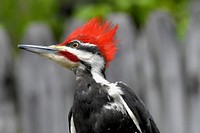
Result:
[18, 17, 160, 133]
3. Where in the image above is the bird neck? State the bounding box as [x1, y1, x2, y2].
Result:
[73, 63, 109, 84]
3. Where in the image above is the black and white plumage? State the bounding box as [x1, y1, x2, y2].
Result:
[68, 68, 159, 133]
[18, 17, 160, 133]
[67, 42, 159, 133]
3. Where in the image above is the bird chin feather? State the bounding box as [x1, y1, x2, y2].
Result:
[41, 53, 80, 69]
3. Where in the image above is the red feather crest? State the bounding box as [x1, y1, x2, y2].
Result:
[60, 17, 118, 66]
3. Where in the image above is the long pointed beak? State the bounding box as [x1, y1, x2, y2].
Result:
[18, 44, 79, 69]
[18, 44, 60, 55]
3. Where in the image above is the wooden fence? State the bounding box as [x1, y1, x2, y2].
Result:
[1, 3, 200, 133]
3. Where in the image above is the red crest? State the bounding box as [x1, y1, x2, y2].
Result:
[59, 17, 118, 66]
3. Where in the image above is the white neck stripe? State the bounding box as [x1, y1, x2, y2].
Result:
[91, 71, 109, 84]
[70, 116, 76, 133]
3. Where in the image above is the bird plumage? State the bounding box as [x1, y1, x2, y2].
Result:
[18, 17, 160, 133]
[68, 68, 159, 133]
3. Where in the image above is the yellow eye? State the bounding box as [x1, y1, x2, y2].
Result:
[72, 42, 79, 48]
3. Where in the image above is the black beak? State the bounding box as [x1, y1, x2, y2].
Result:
[18, 44, 58, 55]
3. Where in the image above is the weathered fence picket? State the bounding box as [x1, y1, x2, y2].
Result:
[0, 27, 17, 133]
[134, 31, 162, 129]
[107, 14, 139, 93]
[185, 1, 200, 133]
[146, 12, 185, 133]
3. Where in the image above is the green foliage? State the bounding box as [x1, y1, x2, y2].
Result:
[0, 0, 60, 47]
[74, 4, 112, 20]
[74, 0, 189, 38]
[0, 0, 189, 49]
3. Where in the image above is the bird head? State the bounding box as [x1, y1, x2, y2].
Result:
[18, 17, 118, 73]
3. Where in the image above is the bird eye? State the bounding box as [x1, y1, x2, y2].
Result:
[71, 42, 79, 48]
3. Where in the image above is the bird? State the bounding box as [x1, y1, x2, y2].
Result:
[18, 17, 160, 133]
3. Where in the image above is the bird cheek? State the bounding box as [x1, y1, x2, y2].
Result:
[59, 51, 79, 62]
[77, 52, 94, 61]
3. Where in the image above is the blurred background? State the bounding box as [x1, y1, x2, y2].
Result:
[1, 0, 200, 133]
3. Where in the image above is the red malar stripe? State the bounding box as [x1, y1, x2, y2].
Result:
[59, 51, 79, 62]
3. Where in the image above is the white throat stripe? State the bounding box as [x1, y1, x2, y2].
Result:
[70, 116, 76, 133]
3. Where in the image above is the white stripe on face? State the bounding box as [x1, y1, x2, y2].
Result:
[42, 53, 79, 69]
[73, 40, 96, 47]
[64, 47, 94, 60]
